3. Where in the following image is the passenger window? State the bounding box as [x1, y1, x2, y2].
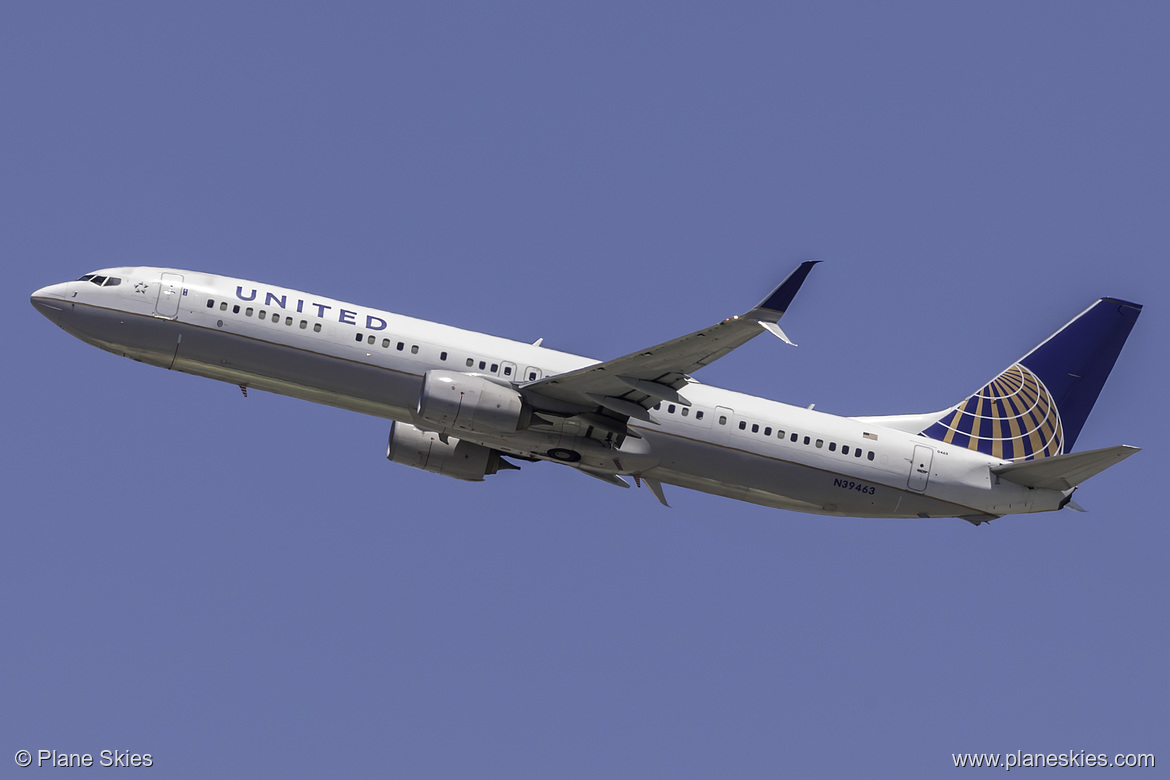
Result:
[695, 411, 704, 420]
[246, 307, 253, 316]
[764, 427, 771, 436]
[654, 403, 662, 410]
[790, 433, 798, 443]
[503, 365, 511, 376]
[285, 317, 293, 326]
[382, 338, 390, 348]
[681, 407, 688, 417]
[829, 443, 837, 452]
[367, 335, 375, 345]
[313, 323, 322, 333]
[490, 362, 497, 371]
[220, 302, 228, 311]
[719, 416, 727, 425]
[206, 299, 214, 309]
[355, 333, 363, 342]
[479, 361, 486, 369]
[233, 305, 240, 314]
[397, 342, 405, 351]
[751, 423, 759, 433]
[738, 421, 747, 430]
[669, 404, 677, 414]
[528, 372, 537, 381]
[816, 439, 824, 448]
[777, 430, 785, 439]
[259, 310, 267, 319]
[867, 451, 875, 461]
[854, 449, 863, 458]
[467, 358, 475, 367]
[412, 345, 419, 354]
[804, 436, 810, 445]
[441, 352, 448, 361]
[842, 445, 850, 456]
[299, 320, 307, 329]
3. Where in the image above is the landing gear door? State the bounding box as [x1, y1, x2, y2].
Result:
[908, 444, 933, 492]
[154, 273, 184, 319]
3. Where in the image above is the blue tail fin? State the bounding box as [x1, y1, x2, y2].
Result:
[920, 298, 1141, 461]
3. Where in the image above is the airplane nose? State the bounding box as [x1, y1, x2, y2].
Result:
[31, 283, 69, 323]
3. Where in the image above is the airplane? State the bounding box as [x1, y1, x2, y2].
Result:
[31, 262, 1142, 524]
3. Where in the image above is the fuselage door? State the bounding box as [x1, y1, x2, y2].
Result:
[154, 272, 184, 319]
[908, 444, 934, 492]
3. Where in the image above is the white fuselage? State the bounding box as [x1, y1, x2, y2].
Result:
[32, 267, 1068, 520]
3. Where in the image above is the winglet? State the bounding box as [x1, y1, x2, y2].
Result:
[750, 260, 820, 323]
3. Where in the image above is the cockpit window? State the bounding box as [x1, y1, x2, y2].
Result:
[77, 273, 121, 286]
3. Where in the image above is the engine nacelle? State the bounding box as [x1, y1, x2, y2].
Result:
[416, 369, 532, 434]
[386, 421, 513, 482]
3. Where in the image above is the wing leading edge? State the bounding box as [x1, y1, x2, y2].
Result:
[521, 261, 820, 426]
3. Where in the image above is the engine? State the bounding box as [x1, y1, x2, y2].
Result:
[386, 421, 516, 482]
[416, 369, 532, 434]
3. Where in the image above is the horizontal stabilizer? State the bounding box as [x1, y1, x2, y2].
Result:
[991, 445, 1139, 491]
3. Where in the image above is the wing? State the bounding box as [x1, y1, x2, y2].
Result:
[521, 261, 819, 430]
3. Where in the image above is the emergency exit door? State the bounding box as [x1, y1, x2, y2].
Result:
[908, 445, 933, 492]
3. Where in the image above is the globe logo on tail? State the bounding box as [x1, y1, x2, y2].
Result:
[922, 364, 1063, 462]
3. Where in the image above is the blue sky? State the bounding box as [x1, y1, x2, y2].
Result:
[4, 3, 1167, 777]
